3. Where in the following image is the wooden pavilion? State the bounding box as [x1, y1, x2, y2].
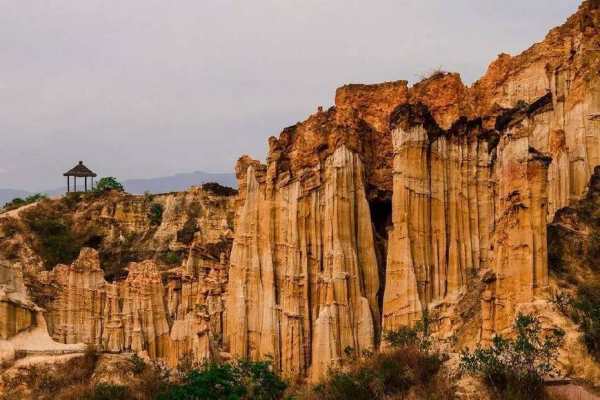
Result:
[63, 161, 97, 192]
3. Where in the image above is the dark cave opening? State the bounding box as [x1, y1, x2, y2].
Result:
[369, 194, 393, 343]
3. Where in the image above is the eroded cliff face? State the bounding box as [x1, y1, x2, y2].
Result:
[227, 0, 600, 380]
[0, 0, 598, 385]
[226, 146, 380, 379]
[39, 248, 226, 366]
[0, 184, 236, 366]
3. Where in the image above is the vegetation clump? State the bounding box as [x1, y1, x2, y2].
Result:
[94, 177, 124, 193]
[460, 313, 565, 400]
[2, 193, 47, 212]
[161, 250, 182, 266]
[22, 206, 81, 268]
[201, 182, 238, 196]
[554, 283, 600, 361]
[308, 314, 451, 400]
[158, 360, 287, 400]
[572, 282, 600, 360]
[0, 345, 99, 400]
[80, 383, 130, 400]
[177, 218, 198, 244]
[148, 203, 164, 226]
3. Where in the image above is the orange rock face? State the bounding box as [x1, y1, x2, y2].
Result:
[227, 0, 600, 379]
[0, 0, 599, 384]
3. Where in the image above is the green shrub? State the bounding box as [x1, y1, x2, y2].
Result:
[94, 177, 124, 192]
[310, 313, 447, 400]
[134, 360, 172, 400]
[587, 232, 600, 271]
[23, 210, 81, 268]
[129, 353, 146, 374]
[159, 360, 286, 400]
[161, 250, 182, 266]
[148, 203, 164, 225]
[460, 313, 565, 400]
[2, 193, 47, 211]
[383, 325, 419, 348]
[236, 359, 288, 400]
[571, 282, 600, 360]
[383, 310, 431, 351]
[311, 347, 444, 400]
[81, 383, 130, 400]
[177, 218, 198, 244]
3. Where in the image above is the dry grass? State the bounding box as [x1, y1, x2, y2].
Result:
[300, 346, 454, 400]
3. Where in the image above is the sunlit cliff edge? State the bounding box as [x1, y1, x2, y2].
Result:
[1, 1, 600, 398]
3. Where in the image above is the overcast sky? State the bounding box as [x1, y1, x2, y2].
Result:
[0, 0, 580, 191]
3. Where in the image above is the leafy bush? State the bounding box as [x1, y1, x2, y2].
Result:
[94, 177, 124, 192]
[129, 353, 146, 374]
[571, 282, 600, 360]
[133, 359, 172, 400]
[311, 347, 445, 400]
[177, 218, 198, 244]
[158, 360, 287, 400]
[309, 314, 448, 400]
[460, 313, 565, 400]
[161, 250, 182, 266]
[384, 325, 419, 348]
[22, 209, 81, 268]
[2, 193, 47, 211]
[81, 383, 130, 400]
[148, 203, 164, 225]
[587, 232, 600, 271]
[383, 310, 431, 351]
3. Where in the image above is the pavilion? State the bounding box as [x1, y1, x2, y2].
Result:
[63, 161, 97, 192]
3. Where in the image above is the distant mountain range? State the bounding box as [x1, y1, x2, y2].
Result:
[0, 171, 237, 206]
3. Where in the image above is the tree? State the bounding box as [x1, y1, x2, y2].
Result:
[94, 177, 124, 192]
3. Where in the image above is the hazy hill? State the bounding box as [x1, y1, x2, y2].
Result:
[0, 171, 236, 206]
[0, 189, 31, 207]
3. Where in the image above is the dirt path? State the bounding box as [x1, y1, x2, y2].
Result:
[0, 202, 38, 220]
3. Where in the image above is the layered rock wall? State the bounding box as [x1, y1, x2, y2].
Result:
[42, 247, 227, 366]
[383, 110, 493, 335]
[226, 146, 379, 379]
[226, 0, 600, 379]
[0, 0, 598, 384]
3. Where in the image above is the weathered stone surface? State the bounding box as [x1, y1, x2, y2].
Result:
[226, 145, 379, 380]
[0, 0, 598, 386]
[226, 0, 600, 378]
[383, 107, 493, 336]
[41, 247, 227, 367]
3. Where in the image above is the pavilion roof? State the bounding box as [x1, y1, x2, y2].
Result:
[63, 161, 97, 177]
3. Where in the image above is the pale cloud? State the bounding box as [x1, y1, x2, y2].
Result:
[0, 0, 581, 191]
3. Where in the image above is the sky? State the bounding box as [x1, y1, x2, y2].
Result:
[0, 0, 581, 191]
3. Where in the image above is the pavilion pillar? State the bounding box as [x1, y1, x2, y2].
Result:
[67, 176, 70, 193]
[85, 177, 87, 192]
[74, 177, 77, 192]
